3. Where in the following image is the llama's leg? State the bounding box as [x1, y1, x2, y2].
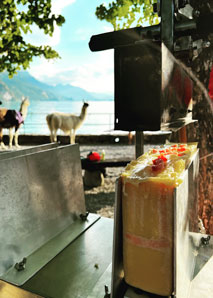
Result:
[9, 127, 14, 148]
[70, 129, 75, 144]
[0, 128, 7, 149]
[53, 129, 57, 142]
[69, 130, 73, 144]
[14, 126, 20, 148]
[50, 130, 54, 142]
[72, 130, 76, 144]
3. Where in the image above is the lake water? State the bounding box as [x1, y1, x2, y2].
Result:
[4, 100, 114, 135]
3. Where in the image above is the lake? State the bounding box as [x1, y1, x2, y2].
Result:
[4, 100, 114, 135]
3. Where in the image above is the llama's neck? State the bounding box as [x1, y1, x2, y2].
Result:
[20, 104, 28, 120]
[79, 106, 88, 121]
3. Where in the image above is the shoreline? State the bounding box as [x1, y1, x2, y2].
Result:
[2, 131, 171, 146]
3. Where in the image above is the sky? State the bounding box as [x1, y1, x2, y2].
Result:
[26, 0, 114, 95]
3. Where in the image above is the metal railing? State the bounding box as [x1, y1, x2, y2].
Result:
[18, 112, 114, 135]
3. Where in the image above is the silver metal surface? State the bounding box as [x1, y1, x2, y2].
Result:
[2, 214, 99, 286]
[22, 217, 113, 298]
[0, 143, 59, 161]
[173, 150, 213, 298]
[190, 248, 213, 298]
[161, 43, 194, 131]
[111, 178, 126, 298]
[173, 152, 199, 298]
[0, 144, 86, 280]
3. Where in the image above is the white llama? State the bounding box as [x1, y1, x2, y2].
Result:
[46, 102, 89, 144]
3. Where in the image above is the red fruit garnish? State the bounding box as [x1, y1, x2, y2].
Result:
[177, 147, 186, 152]
[159, 150, 165, 153]
[159, 155, 167, 162]
[152, 157, 167, 171]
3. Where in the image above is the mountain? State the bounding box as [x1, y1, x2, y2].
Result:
[48, 84, 96, 101]
[0, 71, 113, 102]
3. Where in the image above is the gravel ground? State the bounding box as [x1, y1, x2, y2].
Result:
[79, 144, 155, 218]
[80, 144, 135, 218]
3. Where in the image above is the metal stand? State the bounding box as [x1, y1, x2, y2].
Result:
[135, 131, 144, 158]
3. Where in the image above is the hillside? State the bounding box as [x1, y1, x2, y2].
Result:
[0, 71, 113, 102]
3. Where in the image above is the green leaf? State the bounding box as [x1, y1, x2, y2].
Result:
[96, 0, 159, 30]
[0, 0, 65, 76]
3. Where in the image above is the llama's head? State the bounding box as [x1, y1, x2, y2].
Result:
[22, 96, 30, 106]
[81, 101, 89, 118]
[82, 100, 89, 108]
[83, 102, 89, 108]
[20, 97, 30, 117]
[21, 97, 30, 107]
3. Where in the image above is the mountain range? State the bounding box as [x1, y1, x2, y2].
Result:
[0, 71, 113, 102]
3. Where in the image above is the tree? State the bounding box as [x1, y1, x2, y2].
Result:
[96, 0, 159, 30]
[0, 0, 65, 76]
[96, 0, 213, 234]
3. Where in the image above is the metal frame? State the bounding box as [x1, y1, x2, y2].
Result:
[0, 144, 86, 283]
[0, 142, 60, 161]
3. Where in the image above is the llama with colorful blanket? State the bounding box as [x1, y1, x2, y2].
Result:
[0, 97, 30, 148]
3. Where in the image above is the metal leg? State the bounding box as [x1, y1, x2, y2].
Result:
[135, 131, 144, 158]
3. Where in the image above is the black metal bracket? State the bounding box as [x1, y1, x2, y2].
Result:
[80, 212, 89, 221]
[104, 285, 110, 298]
[14, 257, 27, 271]
[201, 235, 211, 246]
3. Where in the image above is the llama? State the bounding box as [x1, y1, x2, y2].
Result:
[0, 97, 30, 149]
[46, 102, 89, 144]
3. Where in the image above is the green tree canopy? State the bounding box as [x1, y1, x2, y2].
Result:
[95, 0, 159, 30]
[0, 0, 65, 76]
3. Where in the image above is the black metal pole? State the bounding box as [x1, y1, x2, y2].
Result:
[135, 131, 144, 158]
[161, 0, 174, 51]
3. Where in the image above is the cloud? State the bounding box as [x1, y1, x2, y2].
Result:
[73, 24, 113, 42]
[51, 0, 76, 15]
[70, 51, 114, 94]
[103, 25, 114, 32]
[25, 25, 61, 47]
[29, 50, 114, 94]
[26, 0, 114, 95]
[23, 0, 76, 47]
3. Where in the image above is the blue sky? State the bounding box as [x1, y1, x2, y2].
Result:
[26, 0, 114, 95]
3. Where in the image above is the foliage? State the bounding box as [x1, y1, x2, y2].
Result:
[96, 0, 159, 30]
[0, 0, 65, 76]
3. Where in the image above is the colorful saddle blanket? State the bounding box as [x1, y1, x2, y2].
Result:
[0, 110, 24, 128]
[15, 111, 24, 125]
